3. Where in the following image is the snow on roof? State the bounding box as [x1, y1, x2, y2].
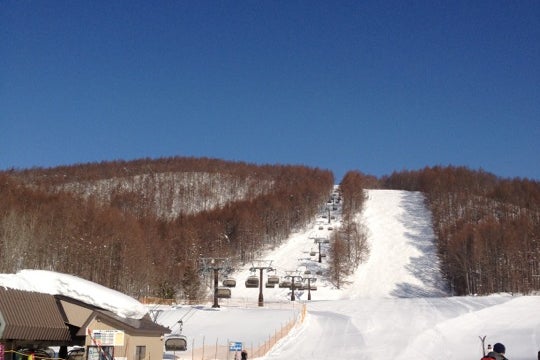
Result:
[0, 269, 148, 319]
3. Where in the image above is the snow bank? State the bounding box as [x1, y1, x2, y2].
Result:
[0, 269, 147, 319]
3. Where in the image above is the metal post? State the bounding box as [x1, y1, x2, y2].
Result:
[212, 268, 220, 308]
[285, 275, 302, 302]
[258, 268, 264, 307]
[249, 261, 273, 307]
[328, 207, 331, 224]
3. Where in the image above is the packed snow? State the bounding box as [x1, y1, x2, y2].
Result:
[1, 189, 539, 359]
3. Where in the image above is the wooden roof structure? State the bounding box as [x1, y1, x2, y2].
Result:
[0, 288, 71, 342]
[0, 288, 170, 346]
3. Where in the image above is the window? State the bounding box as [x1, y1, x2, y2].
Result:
[87, 346, 113, 360]
[135, 346, 146, 360]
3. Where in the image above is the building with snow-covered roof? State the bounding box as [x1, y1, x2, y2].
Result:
[0, 288, 170, 360]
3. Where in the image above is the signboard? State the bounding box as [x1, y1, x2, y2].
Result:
[91, 329, 125, 346]
[229, 342, 242, 351]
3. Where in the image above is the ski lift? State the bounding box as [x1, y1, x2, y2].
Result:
[304, 270, 311, 275]
[267, 274, 280, 285]
[164, 335, 188, 352]
[279, 279, 291, 288]
[222, 277, 236, 288]
[316, 270, 323, 275]
[310, 284, 318, 291]
[265, 282, 275, 288]
[294, 283, 305, 290]
[309, 250, 316, 256]
[216, 287, 231, 299]
[245, 275, 259, 288]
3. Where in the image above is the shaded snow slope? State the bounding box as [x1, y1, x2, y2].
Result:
[346, 190, 448, 298]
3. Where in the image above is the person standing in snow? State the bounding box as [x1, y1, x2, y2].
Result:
[241, 349, 248, 360]
[486, 343, 508, 360]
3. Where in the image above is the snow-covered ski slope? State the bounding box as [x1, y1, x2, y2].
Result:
[346, 190, 448, 298]
[155, 189, 540, 360]
[229, 189, 447, 302]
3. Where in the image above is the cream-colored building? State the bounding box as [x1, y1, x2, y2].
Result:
[0, 289, 170, 360]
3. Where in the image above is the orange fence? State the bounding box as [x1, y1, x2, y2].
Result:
[185, 303, 307, 360]
[139, 296, 176, 305]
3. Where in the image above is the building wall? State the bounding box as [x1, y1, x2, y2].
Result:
[85, 319, 163, 360]
[60, 300, 93, 328]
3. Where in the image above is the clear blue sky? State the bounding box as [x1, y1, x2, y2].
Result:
[2, 1, 539, 182]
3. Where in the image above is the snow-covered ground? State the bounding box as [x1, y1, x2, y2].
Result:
[2, 190, 539, 359]
[156, 190, 540, 360]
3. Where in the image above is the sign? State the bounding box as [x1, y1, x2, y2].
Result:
[229, 342, 242, 351]
[91, 329, 125, 346]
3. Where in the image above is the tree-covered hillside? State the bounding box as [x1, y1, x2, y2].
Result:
[3, 160, 538, 300]
[0, 157, 333, 300]
[382, 166, 540, 295]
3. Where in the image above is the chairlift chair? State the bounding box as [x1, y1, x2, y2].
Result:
[216, 287, 231, 299]
[292, 279, 303, 289]
[164, 335, 188, 352]
[245, 275, 259, 288]
[279, 279, 291, 288]
[265, 282, 275, 288]
[222, 277, 236, 288]
[267, 274, 280, 285]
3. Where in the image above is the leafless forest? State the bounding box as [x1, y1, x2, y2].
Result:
[383, 166, 540, 295]
[0, 157, 333, 300]
[1, 159, 538, 299]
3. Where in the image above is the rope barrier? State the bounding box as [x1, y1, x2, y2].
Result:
[2, 350, 63, 360]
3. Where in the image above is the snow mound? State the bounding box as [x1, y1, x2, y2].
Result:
[0, 269, 148, 319]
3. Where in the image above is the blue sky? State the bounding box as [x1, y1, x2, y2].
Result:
[1, 1, 539, 182]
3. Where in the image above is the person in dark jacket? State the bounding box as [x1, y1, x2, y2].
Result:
[240, 349, 248, 360]
[486, 343, 508, 360]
